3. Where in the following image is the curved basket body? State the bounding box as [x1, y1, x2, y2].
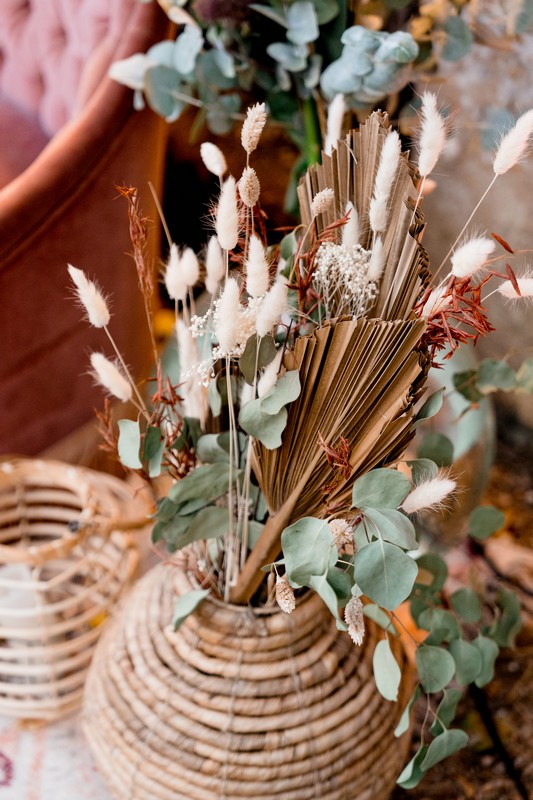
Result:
[0, 459, 142, 720]
[83, 562, 414, 800]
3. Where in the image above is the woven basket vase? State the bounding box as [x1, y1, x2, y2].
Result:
[83, 560, 414, 800]
[0, 458, 143, 721]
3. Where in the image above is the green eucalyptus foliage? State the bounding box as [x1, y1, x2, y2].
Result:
[274, 464, 523, 787]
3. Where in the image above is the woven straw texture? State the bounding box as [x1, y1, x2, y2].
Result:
[83, 561, 414, 799]
[0, 458, 143, 721]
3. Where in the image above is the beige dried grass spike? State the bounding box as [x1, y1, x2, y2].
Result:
[0, 458, 148, 721]
[297, 111, 429, 321]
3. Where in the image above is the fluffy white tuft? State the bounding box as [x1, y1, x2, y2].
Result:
[216, 176, 239, 251]
[215, 278, 241, 352]
[324, 93, 346, 156]
[450, 236, 496, 279]
[90, 352, 132, 402]
[200, 142, 227, 177]
[493, 109, 533, 176]
[420, 286, 452, 319]
[367, 237, 386, 282]
[245, 234, 270, 297]
[369, 130, 401, 234]
[205, 235, 225, 295]
[498, 276, 533, 298]
[418, 91, 447, 178]
[176, 319, 207, 425]
[257, 348, 283, 398]
[180, 247, 200, 287]
[256, 280, 288, 338]
[163, 244, 188, 301]
[342, 201, 360, 248]
[402, 476, 456, 515]
[68, 264, 110, 328]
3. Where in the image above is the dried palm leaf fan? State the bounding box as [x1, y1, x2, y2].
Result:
[232, 112, 430, 603]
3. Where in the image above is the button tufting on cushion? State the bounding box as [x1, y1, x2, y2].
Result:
[0, 0, 133, 136]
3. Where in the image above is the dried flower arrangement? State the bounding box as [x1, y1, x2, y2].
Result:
[69, 96, 533, 788]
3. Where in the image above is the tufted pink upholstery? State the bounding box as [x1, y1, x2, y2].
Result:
[0, 0, 133, 136]
[0, 0, 171, 457]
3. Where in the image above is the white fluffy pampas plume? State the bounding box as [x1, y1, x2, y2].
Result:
[216, 176, 239, 251]
[417, 91, 447, 178]
[498, 276, 533, 298]
[205, 235, 225, 295]
[257, 348, 283, 398]
[245, 235, 270, 297]
[402, 476, 456, 515]
[164, 244, 187, 302]
[493, 109, 533, 176]
[68, 265, 110, 328]
[342, 201, 360, 248]
[450, 236, 496, 279]
[256, 280, 288, 338]
[200, 142, 227, 178]
[215, 277, 241, 353]
[90, 353, 131, 402]
[324, 93, 346, 156]
[369, 130, 401, 234]
[176, 319, 207, 425]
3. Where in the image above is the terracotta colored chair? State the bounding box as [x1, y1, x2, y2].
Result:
[0, 0, 170, 457]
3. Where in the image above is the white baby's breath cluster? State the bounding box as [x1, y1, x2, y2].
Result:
[313, 241, 378, 319]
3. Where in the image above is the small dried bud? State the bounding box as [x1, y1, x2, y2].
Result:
[238, 166, 261, 207]
[344, 596, 365, 646]
[275, 574, 295, 614]
[241, 103, 267, 155]
[311, 188, 335, 217]
[200, 142, 227, 178]
[328, 519, 353, 550]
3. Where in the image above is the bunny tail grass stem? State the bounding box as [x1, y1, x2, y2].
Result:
[433, 174, 498, 279]
[230, 489, 302, 604]
[224, 357, 236, 601]
[103, 326, 150, 418]
[239, 340, 262, 569]
[148, 181, 172, 248]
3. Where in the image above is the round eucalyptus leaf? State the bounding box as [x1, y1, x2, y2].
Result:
[416, 644, 456, 693]
[442, 16, 473, 61]
[373, 638, 401, 701]
[449, 638, 482, 685]
[468, 505, 505, 540]
[352, 468, 411, 509]
[354, 541, 418, 610]
[472, 635, 499, 687]
[450, 588, 482, 623]
[286, 1, 319, 44]
[421, 729, 469, 771]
